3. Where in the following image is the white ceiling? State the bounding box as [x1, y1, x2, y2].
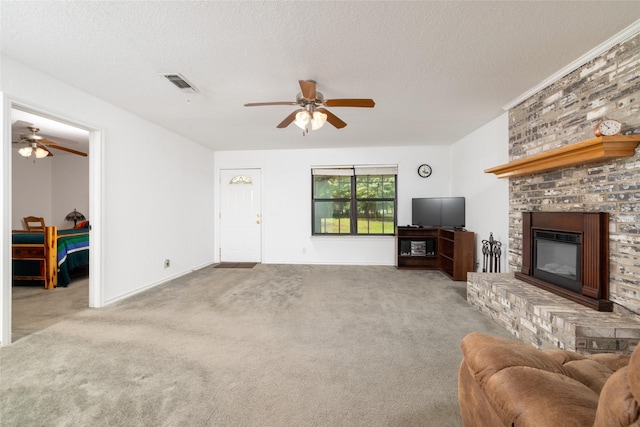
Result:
[1, 1, 639, 151]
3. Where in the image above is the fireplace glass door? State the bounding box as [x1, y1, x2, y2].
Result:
[533, 230, 581, 293]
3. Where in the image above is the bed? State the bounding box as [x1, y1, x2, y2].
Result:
[12, 225, 89, 289]
[55, 228, 90, 287]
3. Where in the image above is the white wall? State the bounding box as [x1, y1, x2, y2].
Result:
[11, 150, 53, 228]
[1, 56, 216, 344]
[214, 145, 452, 265]
[51, 154, 90, 229]
[451, 113, 509, 272]
[11, 150, 89, 230]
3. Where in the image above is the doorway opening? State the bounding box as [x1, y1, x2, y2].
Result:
[8, 104, 100, 343]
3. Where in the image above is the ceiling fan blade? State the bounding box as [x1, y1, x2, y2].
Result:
[276, 110, 300, 128]
[324, 99, 375, 108]
[299, 80, 316, 100]
[317, 108, 347, 129]
[41, 138, 88, 156]
[45, 144, 88, 157]
[245, 101, 298, 107]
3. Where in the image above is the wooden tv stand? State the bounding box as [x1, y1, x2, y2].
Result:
[395, 226, 475, 281]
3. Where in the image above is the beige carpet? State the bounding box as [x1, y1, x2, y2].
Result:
[1, 264, 512, 426]
[11, 276, 89, 341]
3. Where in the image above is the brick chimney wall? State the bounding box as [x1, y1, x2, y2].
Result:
[507, 33, 640, 319]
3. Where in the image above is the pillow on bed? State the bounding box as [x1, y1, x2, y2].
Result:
[75, 220, 89, 229]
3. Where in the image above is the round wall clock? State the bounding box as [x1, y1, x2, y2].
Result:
[418, 164, 432, 178]
[594, 119, 622, 137]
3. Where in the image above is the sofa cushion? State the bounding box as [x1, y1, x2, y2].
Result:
[594, 344, 640, 427]
[458, 359, 508, 427]
[460, 332, 566, 386]
[459, 333, 633, 427]
[560, 358, 622, 394]
[631, 344, 640, 408]
[484, 366, 599, 426]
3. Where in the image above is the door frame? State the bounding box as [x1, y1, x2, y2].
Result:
[1, 97, 104, 346]
[218, 168, 263, 263]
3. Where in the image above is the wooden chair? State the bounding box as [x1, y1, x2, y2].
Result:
[23, 216, 46, 232]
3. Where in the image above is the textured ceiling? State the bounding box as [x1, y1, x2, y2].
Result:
[2, 1, 639, 151]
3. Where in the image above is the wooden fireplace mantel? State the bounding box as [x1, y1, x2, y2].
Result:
[485, 135, 640, 178]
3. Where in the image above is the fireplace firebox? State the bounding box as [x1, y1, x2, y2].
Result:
[515, 212, 611, 312]
[533, 230, 581, 293]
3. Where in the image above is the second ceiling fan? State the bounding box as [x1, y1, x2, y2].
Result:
[244, 80, 375, 134]
[13, 123, 88, 158]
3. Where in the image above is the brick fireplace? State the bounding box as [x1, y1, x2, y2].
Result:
[516, 211, 611, 312]
[466, 32, 640, 354]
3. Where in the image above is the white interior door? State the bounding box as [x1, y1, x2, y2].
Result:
[220, 169, 262, 263]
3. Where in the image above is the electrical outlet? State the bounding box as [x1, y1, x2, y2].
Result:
[164, 259, 170, 268]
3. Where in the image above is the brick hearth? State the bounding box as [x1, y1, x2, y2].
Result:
[467, 272, 640, 355]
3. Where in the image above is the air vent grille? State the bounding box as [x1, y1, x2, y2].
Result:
[162, 73, 199, 93]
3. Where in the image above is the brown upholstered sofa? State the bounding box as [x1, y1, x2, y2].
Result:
[458, 332, 640, 427]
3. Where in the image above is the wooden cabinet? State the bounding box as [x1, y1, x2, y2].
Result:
[396, 226, 474, 281]
[12, 245, 45, 259]
[395, 227, 438, 270]
[12, 227, 57, 288]
[12, 244, 46, 282]
[437, 228, 475, 281]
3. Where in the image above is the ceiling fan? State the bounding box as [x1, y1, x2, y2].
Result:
[13, 124, 88, 159]
[244, 80, 375, 135]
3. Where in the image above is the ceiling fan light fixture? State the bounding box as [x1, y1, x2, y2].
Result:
[35, 147, 49, 158]
[18, 146, 33, 157]
[311, 111, 327, 130]
[294, 110, 310, 129]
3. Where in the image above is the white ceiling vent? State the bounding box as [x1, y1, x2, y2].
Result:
[161, 73, 200, 93]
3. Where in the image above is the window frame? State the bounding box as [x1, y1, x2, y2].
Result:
[311, 165, 398, 236]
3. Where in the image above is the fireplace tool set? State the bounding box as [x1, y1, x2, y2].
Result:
[482, 233, 502, 273]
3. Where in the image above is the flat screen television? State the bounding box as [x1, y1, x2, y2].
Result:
[411, 197, 465, 228]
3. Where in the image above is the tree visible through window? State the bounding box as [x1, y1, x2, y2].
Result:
[312, 166, 397, 235]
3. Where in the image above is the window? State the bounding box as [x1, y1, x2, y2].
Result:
[229, 175, 252, 184]
[312, 165, 397, 235]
